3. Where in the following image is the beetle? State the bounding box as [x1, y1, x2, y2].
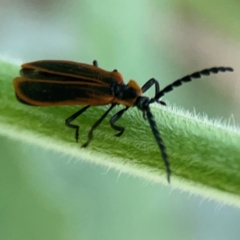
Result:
[13, 60, 233, 182]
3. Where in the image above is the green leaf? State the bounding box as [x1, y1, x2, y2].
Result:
[1, 59, 240, 207]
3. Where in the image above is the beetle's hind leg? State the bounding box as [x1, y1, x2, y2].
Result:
[65, 105, 90, 142]
[110, 107, 129, 137]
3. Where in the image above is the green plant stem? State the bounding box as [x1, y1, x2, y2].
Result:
[1, 59, 240, 207]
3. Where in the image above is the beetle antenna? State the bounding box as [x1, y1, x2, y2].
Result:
[155, 67, 233, 100]
[146, 107, 171, 182]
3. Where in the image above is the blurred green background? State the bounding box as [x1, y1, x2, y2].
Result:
[1, 0, 240, 239]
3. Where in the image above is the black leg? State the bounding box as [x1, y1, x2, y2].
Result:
[93, 60, 98, 67]
[110, 107, 129, 137]
[141, 78, 160, 95]
[82, 104, 116, 148]
[142, 78, 167, 106]
[156, 100, 167, 106]
[65, 105, 90, 142]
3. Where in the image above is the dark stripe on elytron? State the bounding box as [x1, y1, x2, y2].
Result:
[25, 61, 118, 84]
[18, 81, 113, 103]
[20, 69, 117, 85]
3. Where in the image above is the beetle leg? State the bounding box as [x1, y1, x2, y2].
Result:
[156, 100, 167, 106]
[82, 104, 116, 148]
[142, 111, 147, 120]
[110, 107, 129, 137]
[141, 78, 160, 95]
[93, 60, 98, 67]
[65, 106, 90, 142]
[141, 79, 167, 106]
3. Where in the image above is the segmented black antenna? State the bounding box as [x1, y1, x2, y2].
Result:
[155, 67, 233, 100]
[146, 108, 171, 182]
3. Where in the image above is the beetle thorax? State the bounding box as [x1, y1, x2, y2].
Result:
[111, 81, 142, 107]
